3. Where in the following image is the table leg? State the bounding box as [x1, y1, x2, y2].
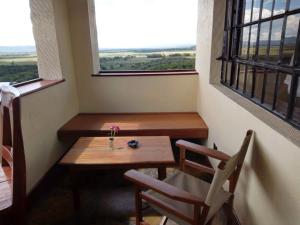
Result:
[70, 170, 81, 211]
[158, 167, 167, 180]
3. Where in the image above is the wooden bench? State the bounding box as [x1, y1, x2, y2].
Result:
[0, 86, 26, 225]
[0, 166, 12, 212]
[58, 113, 208, 140]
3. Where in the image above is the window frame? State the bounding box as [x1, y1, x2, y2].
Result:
[93, 0, 198, 74]
[220, 0, 300, 130]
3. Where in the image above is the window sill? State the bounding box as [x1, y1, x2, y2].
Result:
[14, 79, 65, 96]
[93, 70, 199, 77]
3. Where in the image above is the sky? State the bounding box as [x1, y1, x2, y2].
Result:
[0, 0, 35, 46]
[244, 0, 300, 43]
[0, 0, 198, 48]
[0, 0, 299, 48]
[95, 0, 198, 49]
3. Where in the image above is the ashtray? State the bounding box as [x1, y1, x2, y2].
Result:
[127, 140, 139, 149]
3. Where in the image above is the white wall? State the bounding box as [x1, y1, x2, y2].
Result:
[15, 3, 300, 225]
[68, 0, 198, 113]
[196, 1, 300, 225]
[22, 0, 79, 192]
[21, 0, 197, 192]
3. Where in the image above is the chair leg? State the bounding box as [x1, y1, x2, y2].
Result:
[226, 196, 234, 225]
[160, 216, 168, 225]
[206, 216, 214, 225]
[135, 187, 143, 225]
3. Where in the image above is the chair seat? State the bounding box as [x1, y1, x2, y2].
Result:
[0, 180, 12, 211]
[0, 167, 12, 183]
[147, 171, 231, 225]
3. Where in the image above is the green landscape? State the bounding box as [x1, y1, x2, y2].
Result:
[0, 47, 196, 83]
[0, 41, 296, 84]
[0, 53, 38, 83]
[99, 47, 196, 71]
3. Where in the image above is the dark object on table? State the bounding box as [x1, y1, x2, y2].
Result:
[128, 140, 139, 149]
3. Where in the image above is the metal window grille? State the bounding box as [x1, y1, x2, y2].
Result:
[221, 0, 300, 129]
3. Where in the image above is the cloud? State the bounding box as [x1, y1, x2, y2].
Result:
[244, 8, 300, 42]
[285, 14, 300, 37]
[244, 7, 286, 23]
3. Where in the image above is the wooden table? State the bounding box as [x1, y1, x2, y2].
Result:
[60, 136, 175, 210]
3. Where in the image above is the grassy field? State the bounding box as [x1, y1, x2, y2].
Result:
[0, 54, 37, 65]
[0, 54, 38, 83]
[0, 48, 196, 83]
[99, 49, 196, 71]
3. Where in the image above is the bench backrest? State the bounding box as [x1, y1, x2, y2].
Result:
[0, 85, 26, 222]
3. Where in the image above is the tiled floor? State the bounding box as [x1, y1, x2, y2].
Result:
[27, 168, 227, 225]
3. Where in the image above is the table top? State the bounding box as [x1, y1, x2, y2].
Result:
[60, 136, 175, 168]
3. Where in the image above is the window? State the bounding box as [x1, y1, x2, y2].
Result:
[0, 0, 38, 84]
[94, 0, 198, 72]
[221, 0, 300, 129]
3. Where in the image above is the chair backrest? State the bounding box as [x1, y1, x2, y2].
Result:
[0, 85, 26, 220]
[205, 130, 254, 206]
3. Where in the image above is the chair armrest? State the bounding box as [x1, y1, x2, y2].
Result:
[176, 140, 230, 161]
[124, 170, 204, 205]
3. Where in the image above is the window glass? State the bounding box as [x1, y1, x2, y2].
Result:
[241, 26, 250, 58]
[0, 0, 38, 84]
[282, 14, 300, 65]
[252, 0, 262, 21]
[273, 0, 287, 16]
[222, 0, 300, 130]
[262, 0, 273, 19]
[254, 67, 265, 100]
[249, 25, 258, 59]
[269, 18, 284, 63]
[244, 0, 253, 23]
[289, 0, 300, 10]
[258, 21, 271, 60]
[95, 0, 198, 71]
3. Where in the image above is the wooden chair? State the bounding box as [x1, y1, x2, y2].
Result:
[125, 130, 254, 225]
[0, 86, 26, 225]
